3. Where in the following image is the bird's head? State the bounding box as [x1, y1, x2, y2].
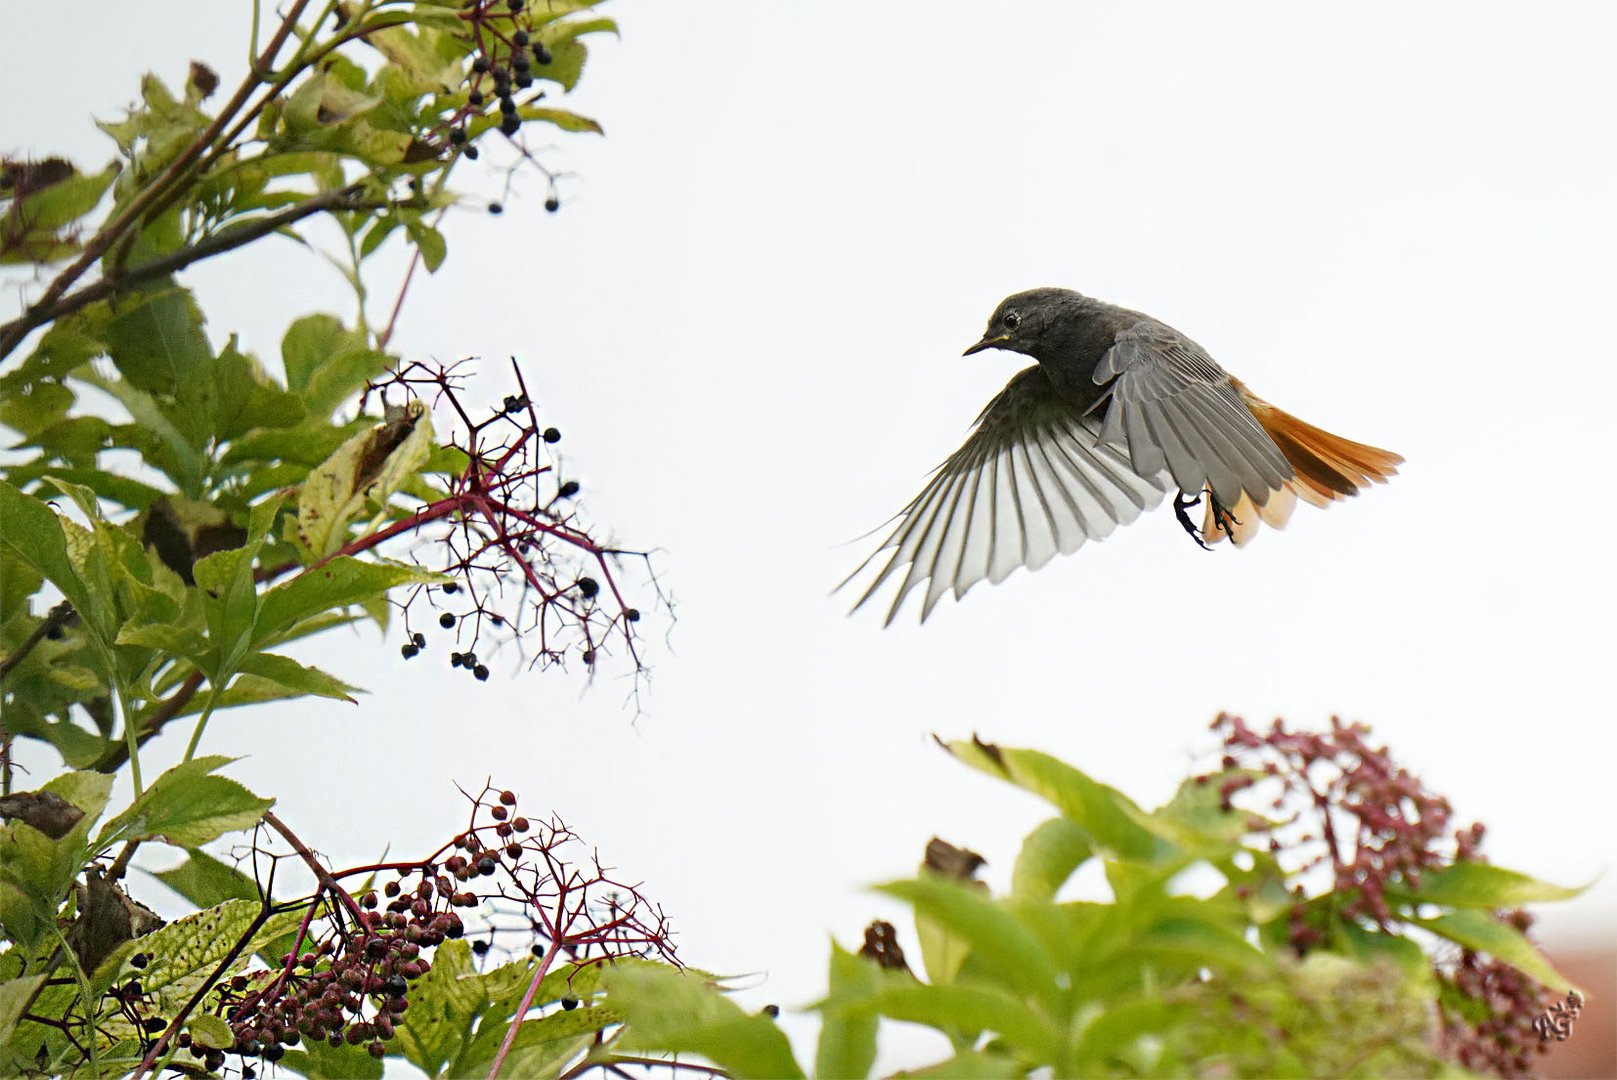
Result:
[963, 287, 1091, 358]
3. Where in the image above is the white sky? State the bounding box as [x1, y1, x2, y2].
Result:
[5, 2, 1615, 1072]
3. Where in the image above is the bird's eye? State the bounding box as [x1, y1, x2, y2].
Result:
[1003, 312, 1020, 330]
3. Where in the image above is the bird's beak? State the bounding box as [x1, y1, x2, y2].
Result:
[963, 334, 1009, 356]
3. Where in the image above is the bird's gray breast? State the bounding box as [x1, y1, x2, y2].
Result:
[1032, 308, 1134, 412]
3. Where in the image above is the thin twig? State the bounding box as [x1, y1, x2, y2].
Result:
[0, 601, 75, 683]
[0, 0, 314, 362]
[2, 188, 396, 341]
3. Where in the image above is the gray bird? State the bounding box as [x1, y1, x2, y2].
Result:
[847, 287, 1403, 624]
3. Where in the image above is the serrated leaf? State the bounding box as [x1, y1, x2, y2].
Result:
[296, 403, 431, 558]
[256, 557, 440, 646]
[95, 756, 273, 850]
[1011, 816, 1093, 901]
[153, 848, 258, 906]
[606, 962, 805, 1079]
[97, 897, 301, 1032]
[188, 1013, 234, 1050]
[116, 621, 209, 664]
[1397, 862, 1589, 910]
[881, 877, 1063, 1010]
[519, 106, 603, 134]
[868, 982, 1059, 1064]
[814, 943, 879, 1080]
[235, 650, 359, 703]
[7, 166, 116, 231]
[944, 738, 1160, 860]
[1414, 909, 1579, 992]
[404, 218, 446, 272]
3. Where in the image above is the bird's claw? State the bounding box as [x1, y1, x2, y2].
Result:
[1173, 489, 1241, 550]
[1173, 491, 1211, 551]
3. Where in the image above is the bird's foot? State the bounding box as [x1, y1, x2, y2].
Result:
[1207, 491, 1241, 543]
[1173, 489, 1241, 550]
[1173, 491, 1212, 551]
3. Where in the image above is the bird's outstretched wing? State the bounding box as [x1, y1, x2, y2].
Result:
[1091, 321, 1292, 509]
[845, 365, 1168, 624]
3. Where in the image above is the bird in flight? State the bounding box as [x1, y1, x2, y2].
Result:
[847, 287, 1403, 624]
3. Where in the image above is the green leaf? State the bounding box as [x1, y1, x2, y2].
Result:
[896, 1050, 1022, 1078]
[281, 315, 391, 416]
[235, 651, 359, 703]
[95, 756, 273, 851]
[100, 279, 211, 398]
[606, 962, 805, 1079]
[879, 877, 1063, 1011]
[280, 1036, 385, 1079]
[152, 847, 259, 906]
[296, 403, 432, 558]
[100, 898, 301, 1028]
[0, 380, 74, 439]
[815, 943, 879, 1080]
[116, 621, 209, 665]
[188, 1013, 234, 1051]
[403, 217, 446, 272]
[1396, 862, 1589, 909]
[1414, 909, 1579, 992]
[520, 106, 603, 135]
[943, 738, 1160, 860]
[1011, 816, 1093, 901]
[0, 973, 46, 1048]
[0, 479, 110, 639]
[866, 981, 1059, 1063]
[256, 556, 441, 645]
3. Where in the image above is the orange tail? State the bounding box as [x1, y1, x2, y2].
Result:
[1203, 380, 1403, 545]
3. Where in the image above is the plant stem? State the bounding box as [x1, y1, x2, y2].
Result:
[487, 934, 565, 1080]
[182, 682, 224, 762]
[0, 0, 314, 362]
[1, 188, 394, 335]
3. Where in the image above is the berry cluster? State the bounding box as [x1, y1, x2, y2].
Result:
[1205, 713, 1458, 928]
[128, 784, 677, 1077]
[360, 360, 664, 697]
[1202, 714, 1567, 1079]
[1439, 916, 1562, 1078]
[447, 2, 565, 210]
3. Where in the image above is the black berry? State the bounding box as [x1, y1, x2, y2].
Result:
[449, 127, 467, 145]
[469, 90, 485, 106]
[472, 939, 490, 955]
[472, 56, 491, 74]
[576, 577, 599, 599]
[534, 44, 553, 65]
[439, 612, 456, 629]
[557, 480, 579, 498]
[473, 664, 489, 681]
[401, 643, 419, 660]
[464, 145, 480, 160]
[442, 582, 459, 594]
[513, 30, 530, 45]
[542, 427, 561, 443]
[561, 997, 579, 1011]
[544, 194, 560, 212]
[500, 114, 521, 136]
[412, 632, 426, 647]
[763, 1004, 780, 1018]
[625, 608, 641, 622]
